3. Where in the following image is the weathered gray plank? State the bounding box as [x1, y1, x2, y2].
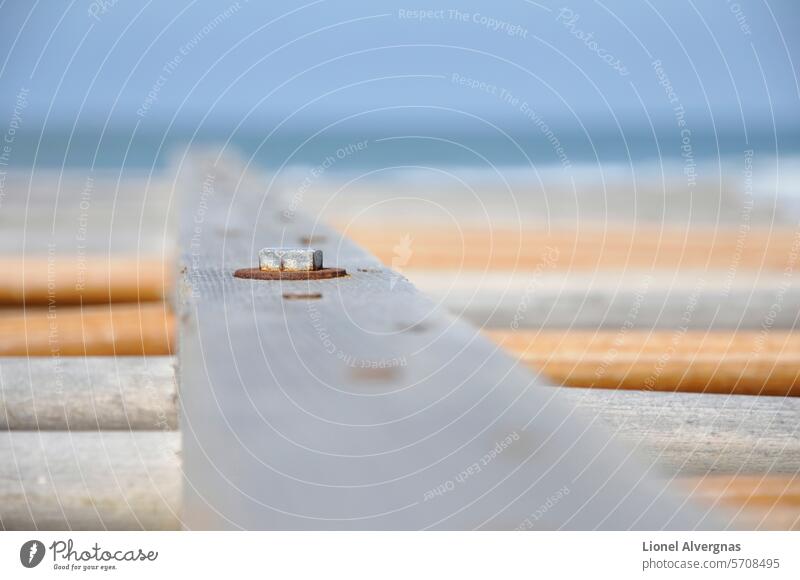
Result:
[0, 169, 175, 255]
[5, 355, 790, 472]
[288, 165, 794, 227]
[412, 271, 800, 330]
[0, 357, 176, 430]
[0, 431, 181, 530]
[177, 150, 719, 530]
[0, 169, 173, 204]
[0, 199, 172, 255]
[556, 387, 800, 475]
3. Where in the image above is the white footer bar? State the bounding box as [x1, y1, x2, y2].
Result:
[1, 532, 796, 579]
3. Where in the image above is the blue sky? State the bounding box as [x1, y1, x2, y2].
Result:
[1, 0, 797, 130]
[0, 0, 798, 173]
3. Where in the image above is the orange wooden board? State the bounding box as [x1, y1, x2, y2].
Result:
[0, 302, 174, 356]
[487, 329, 800, 396]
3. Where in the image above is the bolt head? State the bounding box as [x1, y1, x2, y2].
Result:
[259, 248, 323, 272]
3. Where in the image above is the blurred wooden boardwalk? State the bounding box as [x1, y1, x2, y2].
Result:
[1, 151, 798, 529]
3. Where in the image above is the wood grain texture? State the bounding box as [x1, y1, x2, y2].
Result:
[0, 357, 177, 430]
[554, 387, 800, 474]
[0, 257, 172, 305]
[176, 151, 716, 530]
[0, 303, 175, 356]
[488, 330, 800, 396]
[0, 431, 181, 530]
[339, 225, 800, 271]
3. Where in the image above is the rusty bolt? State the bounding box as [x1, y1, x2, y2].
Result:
[235, 247, 346, 280]
[259, 248, 323, 272]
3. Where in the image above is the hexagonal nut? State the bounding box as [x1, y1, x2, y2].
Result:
[258, 248, 323, 272]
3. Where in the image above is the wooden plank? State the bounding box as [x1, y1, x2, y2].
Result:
[411, 271, 800, 330]
[0, 230, 171, 256]
[0, 171, 175, 290]
[0, 257, 172, 305]
[0, 303, 175, 356]
[0, 169, 174, 204]
[488, 330, 800, 396]
[681, 475, 800, 530]
[177, 152, 716, 530]
[0, 431, 181, 530]
[0, 357, 177, 430]
[338, 225, 800, 271]
[554, 387, 800, 474]
[5, 358, 791, 472]
[292, 167, 791, 229]
[2, 431, 794, 531]
[0, 204, 173, 256]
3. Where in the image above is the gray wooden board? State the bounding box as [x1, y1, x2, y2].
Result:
[0, 431, 180, 530]
[410, 271, 800, 331]
[0, 204, 173, 256]
[177, 151, 720, 530]
[556, 388, 800, 475]
[0, 357, 177, 430]
[3, 354, 792, 473]
[286, 165, 796, 227]
[0, 169, 179, 256]
[0, 388, 794, 530]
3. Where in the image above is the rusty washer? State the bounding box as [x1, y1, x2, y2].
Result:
[233, 267, 347, 280]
